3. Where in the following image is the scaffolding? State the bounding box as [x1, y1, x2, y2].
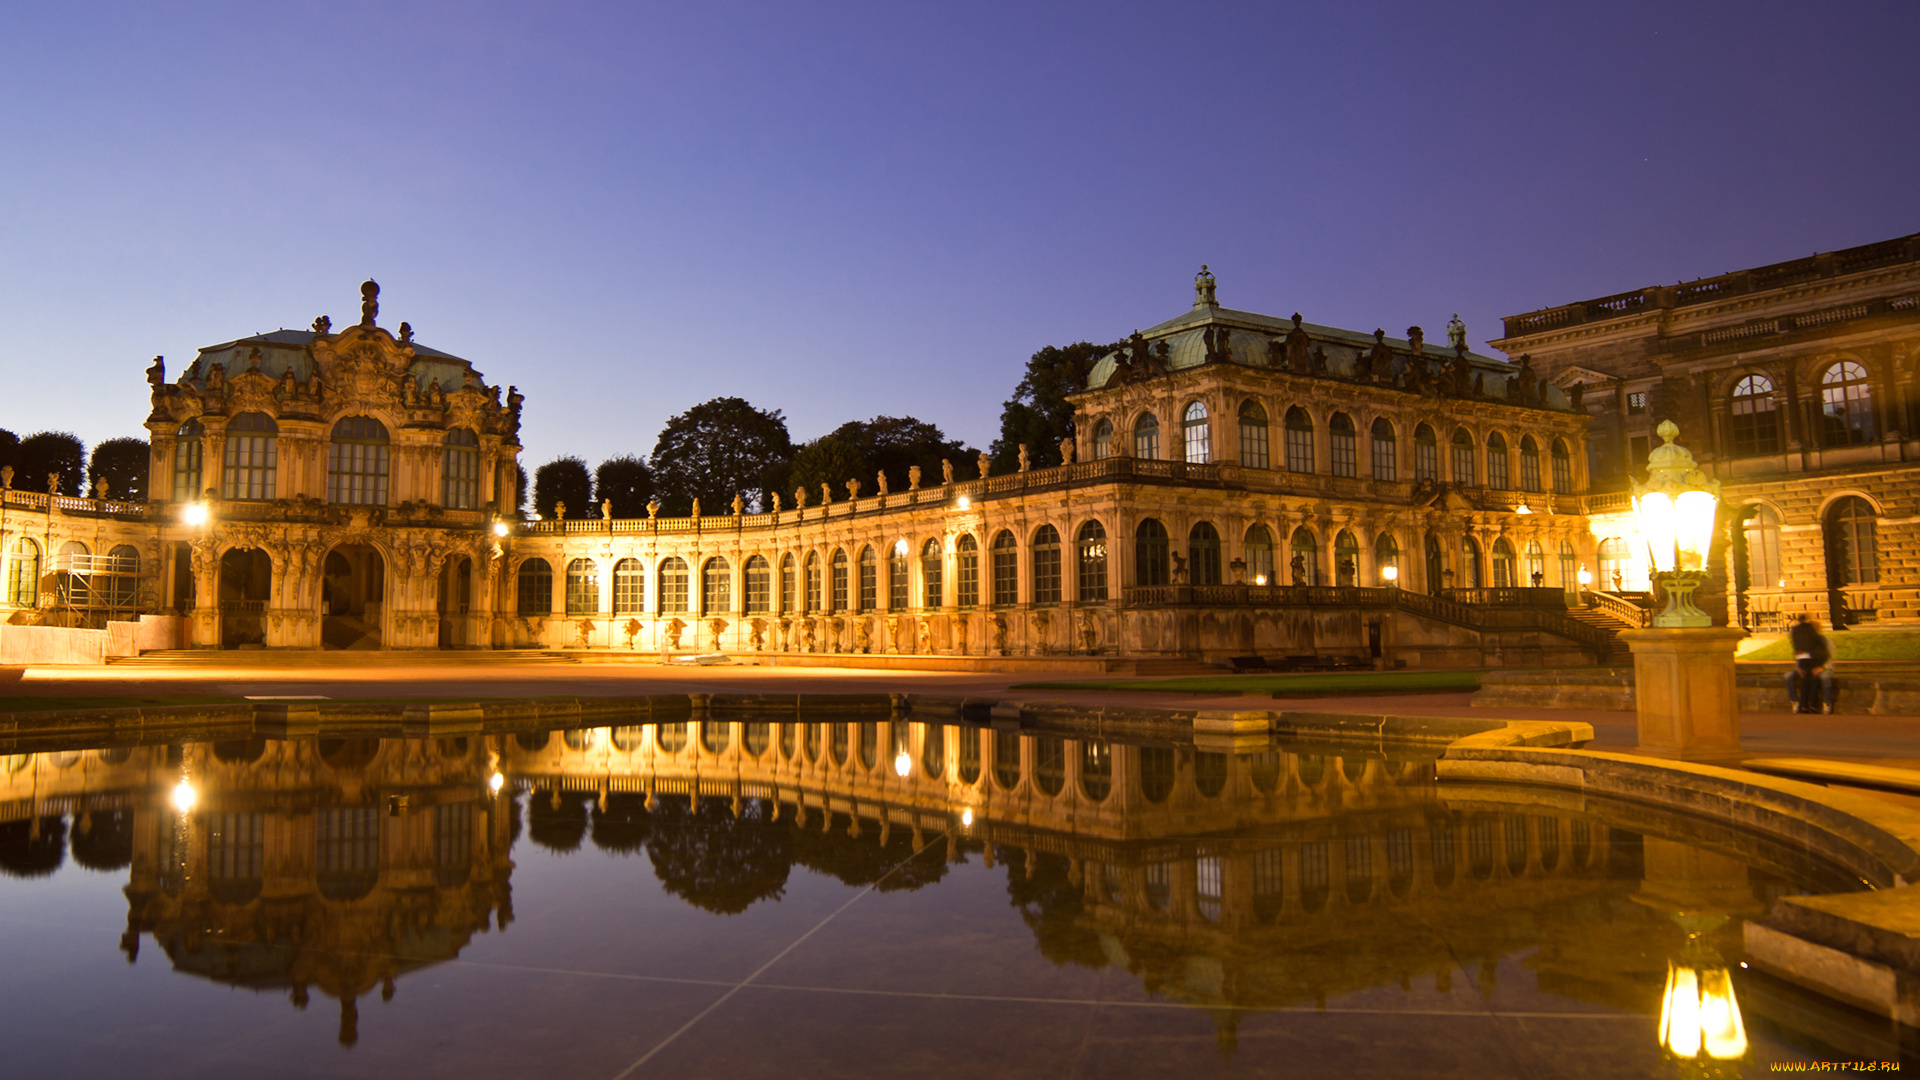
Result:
[47, 551, 143, 629]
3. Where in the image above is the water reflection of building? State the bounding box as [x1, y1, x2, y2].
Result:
[0, 738, 512, 1045]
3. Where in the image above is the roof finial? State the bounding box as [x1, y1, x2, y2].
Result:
[359, 280, 380, 327]
[1447, 313, 1466, 352]
[1194, 264, 1218, 309]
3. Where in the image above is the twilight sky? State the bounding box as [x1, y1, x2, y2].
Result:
[1, 2, 1915, 471]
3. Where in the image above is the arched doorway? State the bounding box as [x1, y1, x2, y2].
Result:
[322, 544, 386, 649]
[438, 556, 473, 648]
[218, 548, 271, 648]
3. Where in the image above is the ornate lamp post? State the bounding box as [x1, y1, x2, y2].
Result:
[1619, 422, 1745, 761]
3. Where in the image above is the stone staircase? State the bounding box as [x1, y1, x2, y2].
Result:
[1564, 605, 1639, 665]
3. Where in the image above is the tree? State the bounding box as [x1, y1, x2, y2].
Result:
[17, 431, 85, 496]
[786, 435, 868, 498]
[511, 464, 528, 516]
[0, 429, 17, 479]
[649, 397, 792, 515]
[88, 437, 149, 502]
[533, 456, 593, 520]
[828, 416, 975, 492]
[594, 456, 654, 518]
[989, 341, 1122, 473]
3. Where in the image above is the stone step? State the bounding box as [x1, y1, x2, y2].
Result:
[107, 649, 580, 667]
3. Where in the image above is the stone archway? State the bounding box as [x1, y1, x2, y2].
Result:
[437, 555, 473, 648]
[218, 548, 272, 648]
[322, 544, 386, 650]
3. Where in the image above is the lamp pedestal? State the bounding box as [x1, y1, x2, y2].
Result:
[1620, 627, 1746, 762]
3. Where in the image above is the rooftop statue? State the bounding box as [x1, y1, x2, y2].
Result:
[1447, 313, 1467, 352]
[145, 356, 165, 390]
[1193, 264, 1218, 308]
[398, 321, 413, 344]
[359, 280, 380, 327]
[312, 315, 331, 336]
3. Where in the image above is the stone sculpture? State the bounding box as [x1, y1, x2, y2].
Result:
[1017, 444, 1030, 472]
[664, 618, 686, 650]
[976, 451, 991, 479]
[990, 614, 1008, 656]
[908, 464, 921, 490]
[359, 280, 379, 326]
[312, 315, 331, 336]
[1059, 437, 1075, 465]
[941, 459, 954, 484]
[875, 470, 888, 495]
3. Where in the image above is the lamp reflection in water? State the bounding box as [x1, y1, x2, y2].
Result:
[1635, 839, 1757, 1066]
[1659, 958, 1748, 1062]
[893, 751, 911, 778]
[170, 777, 197, 813]
[488, 771, 505, 794]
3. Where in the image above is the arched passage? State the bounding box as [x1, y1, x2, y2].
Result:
[322, 544, 386, 649]
[218, 548, 271, 648]
[438, 555, 474, 648]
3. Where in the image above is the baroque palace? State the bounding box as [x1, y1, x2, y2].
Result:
[0, 271, 1610, 667]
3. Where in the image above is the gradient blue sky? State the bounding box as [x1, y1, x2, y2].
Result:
[2, 2, 1915, 470]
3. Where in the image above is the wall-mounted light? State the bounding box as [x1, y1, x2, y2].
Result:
[1381, 565, 1399, 585]
[956, 496, 971, 510]
[492, 521, 509, 537]
[893, 539, 909, 557]
[181, 503, 208, 526]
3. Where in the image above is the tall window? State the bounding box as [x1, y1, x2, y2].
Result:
[745, 555, 772, 613]
[831, 550, 849, 612]
[1525, 541, 1545, 587]
[613, 558, 645, 614]
[1333, 530, 1360, 585]
[1329, 413, 1357, 478]
[1744, 508, 1782, 590]
[1238, 401, 1269, 469]
[1375, 533, 1399, 585]
[7, 537, 40, 606]
[805, 552, 822, 612]
[780, 554, 797, 612]
[328, 416, 390, 506]
[858, 546, 877, 611]
[1289, 528, 1318, 586]
[1460, 537, 1484, 588]
[1076, 522, 1107, 600]
[1414, 424, 1438, 482]
[1598, 538, 1630, 590]
[173, 419, 204, 500]
[221, 412, 277, 500]
[1486, 432, 1509, 489]
[888, 544, 908, 609]
[1518, 436, 1541, 493]
[1133, 413, 1159, 459]
[1558, 540, 1578, 597]
[1285, 407, 1314, 473]
[565, 558, 599, 615]
[1031, 525, 1061, 604]
[1729, 374, 1780, 457]
[1822, 361, 1877, 446]
[1189, 522, 1221, 586]
[1451, 428, 1475, 485]
[1135, 519, 1169, 587]
[659, 557, 689, 613]
[1370, 418, 1396, 481]
[516, 558, 552, 615]
[703, 557, 731, 613]
[990, 531, 1018, 605]
[442, 428, 480, 509]
[956, 535, 980, 606]
[1550, 439, 1572, 493]
[1245, 525, 1275, 585]
[1827, 496, 1879, 585]
[1182, 401, 1210, 463]
[1091, 419, 1113, 460]
[921, 539, 943, 607]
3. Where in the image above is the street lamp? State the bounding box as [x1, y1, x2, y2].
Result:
[1381, 564, 1398, 586]
[1631, 421, 1720, 628]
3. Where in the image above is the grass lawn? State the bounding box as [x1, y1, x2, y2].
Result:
[1742, 632, 1920, 662]
[1009, 669, 1486, 696]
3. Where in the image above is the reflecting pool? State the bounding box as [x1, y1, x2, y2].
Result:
[0, 720, 1894, 1077]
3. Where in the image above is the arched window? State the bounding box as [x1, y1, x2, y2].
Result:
[1091, 418, 1114, 460]
[1333, 530, 1359, 586]
[1238, 401, 1269, 469]
[442, 428, 480, 509]
[327, 416, 390, 505]
[1518, 436, 1541, 493]
[702, 720, 730, 756]
[703, 557, 731, 613]
[1133, 413, 1160, 460]
[920, 539, 943, 607]
[516, 558, 551, 615]
[1414, 424, 1438, 482]
[1285, 407, 1314, 473]
[1370, 418, 1396, 481]
[1189, 522, 1221, 586]
[172, 419, 204, 500]
[1289, 528, 1318, 586]
[7, 538, 40, 606]
[1079, 741, 1112, 802]
[804, 552, 822, 612]
[1182, 401, 1210, 464]
[1425, 533, 1444, 594]
[1375, 533, 1399, 586]
[1076, 522, 1108, 600]
[744, 555, 772, 613]
[56, 541, 90, 608]
[565, 558, 599, 615]
[830, 550, 849, 612]
[1461, 537, 1484, 588]
[106, 544, 139, 608]
[780, 554, 797, 612]
[1244, 525, 1274, 586]
[1031, 525, 1061, 604]
[1744, 507, 1782, 590]
[613, 558, 645, 614]
[1559, 540, 1579, 598]
[1451, 428, 1476, 485]
[1135, 519, 1169, 587]
[956, 534, 980, 606]
[857, 546, 877, 611]
[1598, 538, 1630, 591]
[887, 543, 908, 609]
[1329, 413, 1357, 477]
[1822, 361, 1877, 446]
[659, 557, 690, 613]
[1525, 540, 1545, 587]
[1827, 496, 1878, 585]
[1727, 373, 1781, 458]
[990, 531, 1018, 605]
[1550, 439, 1573, 493]
[221, 412, 277, 501]
[1486, 432, 1509, 489]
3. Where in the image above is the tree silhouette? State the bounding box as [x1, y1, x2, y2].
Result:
[533, 457, 592, 520]
[89, 437, 149, 501]
[18, 431, 85, 495]
[989, 341, 1121, 473]
[646, 797, 791, 914]
[594, 456, 654, 518]
[649, 397, 792, 515]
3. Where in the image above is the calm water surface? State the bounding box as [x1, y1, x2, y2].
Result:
[0, 719, 1891, 1078]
